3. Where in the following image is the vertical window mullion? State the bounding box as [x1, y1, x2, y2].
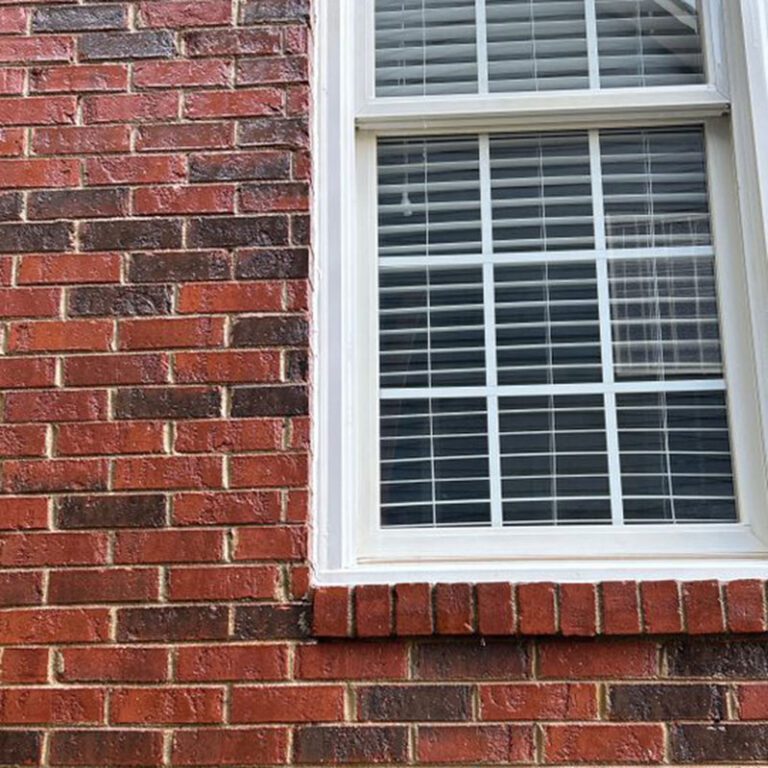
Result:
[475, 0, 489, 94]
[590, 129, 625, 525]
[479, 134, 503, 527]
[584, 0, 601, 90]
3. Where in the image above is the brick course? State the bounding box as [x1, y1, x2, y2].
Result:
[0, 1, 767, 766]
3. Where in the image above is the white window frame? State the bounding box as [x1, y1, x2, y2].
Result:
[313, 0, 768, 584]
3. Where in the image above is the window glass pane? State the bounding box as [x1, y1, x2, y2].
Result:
[380, 398, 492, 526]
[486, 0, 590, 92]
[597, 0, 705, 88]
[618, 390, 737, 523]
[490, 132, 594, 252]
[375, 0, 478, 97]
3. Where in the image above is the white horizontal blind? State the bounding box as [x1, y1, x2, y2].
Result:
[378, 126, 736, 528]
[374, 0, 704, 97]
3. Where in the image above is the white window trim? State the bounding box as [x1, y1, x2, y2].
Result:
[312, 0, 768, 585]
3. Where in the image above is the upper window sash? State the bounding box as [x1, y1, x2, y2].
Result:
[355, 0, 731, 130]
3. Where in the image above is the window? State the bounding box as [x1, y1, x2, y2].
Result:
[315, 0, 768, 583]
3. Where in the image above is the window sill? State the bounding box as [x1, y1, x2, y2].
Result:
[311, 580, 768, 639]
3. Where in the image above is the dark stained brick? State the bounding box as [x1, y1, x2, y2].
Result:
[671, 724, 768, 763]
[57, 495, 167, 529]
[239, 118, 309, 148]
[357, 686, 472, 722]
[608, 684, 726, 722]
[50, 730, 163, 766]
[28, 188, 128, 220]
[415, 641, 529, 681]
[128, 251, 231, 283]
[234, 603, 310, 640]
[80, 219, 182, 251]
[117, 606, 229, 642]
[189, 152, 290, 182]
[286, 350, 308, 382]
[33, 5, 128, 32]
[231, 386, 308, 417]
[242, 0, 310, 22]
[235, 248, 308, 279]
[0, 731, 41, 766]
[294, 726, 408, 765]
[68, 286, 172, 317]
[231, 316, 308, 347]
[667, 639, 768, 679]
[188, 216, 288, 249]
[0, 222, 73, 253]
[115, 387, 221, 420]
[0, 192, 22, 222]
[79, 31, 176, 61]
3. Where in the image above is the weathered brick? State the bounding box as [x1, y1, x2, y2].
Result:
[34, 125, 130, 155]
[539, 639, 659, 680]
[0, 647, 49, 684]
[234, 603, 310, 640]
[231, 386, 308, 417]
[294, 726, 408, 765]
[671, 724, 768, 763]
[188, 216, 288, 248]
[0, 191, 21, 220]
[235, 248, 309, 279]
[69, 286, 172, 317]
[185, 29, 281, 57]
[63, 354, 169, 387]
[608, 684, 726, 721]
[113, 456, 222, 491]
[28, 188, 128, 220]
[139, 1, 232, 28]
[49, 568, 159, 605]
[417, 725, 534, 765]
[33, 6, 127, 33]
[190, 151, 290, 182]
[80, 31, 176, 61]
[545, 724, 665, 765]
[667, 638, 768, 678]
[0, 570, 44, 606]
[129, 251, 230, 283]
[136, 122, 234, 151]
[358, 686, 472, 722]
[57, 494, 166, 529]
[239, 117, 309, 148]
[110, 687, 224, 725]
[176, 644, 288, 681]
[114, 387, 221, 420]
[117, 606, 229, 642]
[242, 0, 310, 22]
[172, 728, 288, 766]
[49, 730, 164, 767]
[80, 219, 183, 251]
[231, 315, 308, 347]
[31, 64, 127, 94]
[415, 641, 529, 681]
[172, 490, 281, 525]
[169, 565, 279, 601]
[0, 731, 41, 766]
[0, 222, 72, 253]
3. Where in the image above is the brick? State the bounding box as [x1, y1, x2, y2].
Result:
[0, 425, 47, 457]
[417, 725, 533, 765]
[0, 190, 21, 219]
[81, 219, 183, 251]
[312, 587, 350, 637]
[0, 127, 24, 155]
[235, 526, 306, 561]
[738, 685, 768, 719]
[395, 583, 433, 636]
[135, 185, 235, 215]
[117, 606, 229, 642]
[239, 117, 309, 148]
[480, 683, 597, 721]
[136, 122, 234, 151]
[294, 726, 408, 765]
[33, 125, 130, 155]
[545, 724, 665, 765]
[0, 96, 76, 127]
[0, 608, 110, 644]
[49, 568, 159, 605]
[174, 420, 283, 454]
[602, 581, 642, 635]
[667, 638, 768, 678]
[683, 580, 725, 634]
[115, 530, 222, 565]
[86, 152, 184, 182]
[0, 532, 108, 567]
[0, 287, 59, 318]
[296, 642, 409, 681]
[671, 724, 768, 763]
[176, 644, 288, 682]
[0, 68, 24, 95]
[434, 583, 474, 635]
[168, 565, 280, 601]
[608, 683, 725, 721]
[5, 390, 107, 423]
[0, 688, 103, 724]
[119, 317, 225, 350]
[725, 580, 767, 633]
[134, 59, 231, 88]
[0, 648, 49, 684]
[0, 37, 73, 64]
[475, 583, 516, 636]
[236, 248, 309, 279]
[129, 251, 230, 282]
[560, 583, 598, 637]
[242, 0, 310, 22]
[356, 585, 393, 638]
[415, 641, 529, 681]
[58, 422, 164, 457]
[49, 731, 164, 767]
[231, 315, 308, 347]
[539, 639, 659, 679]
[56, 494, 166, 529]
[190, 151, 290, 182]
[80, 31, 176, 61]
[358, 685, 471, 722]
[172, 491, 281, 525]
[0, 570, 44, 606]
[113, 456, 222, 491]
[69, 286, 171, 318]
[0, 355, 57, 385]
[0, 732, 41, 766]
[64, 354, 169, 387]
[34, 5, 126, 32]
[0, 498, 48, 532]
[188, 215, 288, 248]
[0, 7, 25, 34]
[518, 582, 558, 635]
[115, 387, 221, 420]
[29, 188, 128, 220]
[234, 603, 310, 640]
[231, 685, 344, 723]
[185, 88, 283, 119]
[172, 728, 288, 766]
[111, 687, 223, 725]
[3, 459, 109, 493]
[59, 647, 168, 683]
[0, 222, 72, 253]
[241, 182, 310, 213]
[641, 580, 683, 634]
[140, 1, 232, 28]
[0, 158, 78, 188]
[229, 453, 308, 488]
[237, 57, 309, 86]
[31, 64, 127, 93]
[186, 29, 281, 57]
[231, 386, 309, 417]
[178, 282, 282, 313]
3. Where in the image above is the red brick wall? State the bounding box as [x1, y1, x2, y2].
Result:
[0, 1, 767, 765]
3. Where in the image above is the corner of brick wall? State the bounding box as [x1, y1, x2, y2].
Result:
[1, 1, 768, 766]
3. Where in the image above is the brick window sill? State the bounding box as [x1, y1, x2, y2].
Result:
[311, 581, 768, 639]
